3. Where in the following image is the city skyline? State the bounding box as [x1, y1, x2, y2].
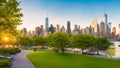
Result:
[18, 0, 120, 33]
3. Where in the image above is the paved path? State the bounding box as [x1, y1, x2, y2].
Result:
[11, 50, 35, 68]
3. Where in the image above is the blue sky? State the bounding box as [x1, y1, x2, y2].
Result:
[18, 0, 120, 32]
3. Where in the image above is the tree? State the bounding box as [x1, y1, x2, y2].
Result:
[33, 36, 46, 49]
[17, 36, 33, 47]
[71, 34, 96, 54]
[47, 32, 70, 53]
[96, 37, 112, 51]
[107, 47, 115, 58]
[0, 0, 23, 35]
[96, 36, 112, 55]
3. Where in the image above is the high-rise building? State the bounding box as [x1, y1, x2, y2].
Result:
[61, 26, 65, 32]
[102, 13, 108, 31]
[35, 26, 41, 36]
[44, 17, 49, 36]
[108, 22, 112, 38]
[100, 21, 105, 36]
[91, 19, 99, 37]
[56, 24, 60, 32]
[111, 27, 116, 39]
[66, 21, 71, 33]
[74, 24, 78, 30]
[22, 28, 27, 36]
[119, 24, 120, 36]
[40, 25, 44, 36]
[49, 24, 55, 33]
[45, 17, 49, 31]
[112, 27, 116, 34]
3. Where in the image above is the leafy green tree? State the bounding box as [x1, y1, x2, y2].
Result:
[0, 0, 23, 35]
[71, 34, 96, 54]
[47, 32, 70, 53]
[96, 36, 112, 55]
[17, 36, 33, 47]
[96, 37, 112, 51]
[33, 36, 46, 49]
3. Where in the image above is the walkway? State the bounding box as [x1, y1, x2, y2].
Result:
[11, 50, 35, 68]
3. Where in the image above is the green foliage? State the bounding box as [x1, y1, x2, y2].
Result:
[27, 50, 120, 68]
[71, 34, 96, 49]
[47, 32, 70, 53]
[96, 36, 112, 50]
[0, 0, 23, 35]
[18, 36, 33, 46]
[0, 48, 21, 55]
[33, 36, 46, 46]
[107, 47, 115, 58]
[0, 59, 11, 67]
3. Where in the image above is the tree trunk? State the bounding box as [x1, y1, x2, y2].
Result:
[61, 47, 65, 54]
[81, 49, 84, 54]
[97, 50, 99, 55]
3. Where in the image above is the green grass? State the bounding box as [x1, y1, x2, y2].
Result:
[27, 50, 120, 68]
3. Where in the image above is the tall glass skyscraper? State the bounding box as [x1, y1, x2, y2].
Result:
[66, 21, 71, 33]
[103, 13, 108, 31]
[45, 17, 49, 31]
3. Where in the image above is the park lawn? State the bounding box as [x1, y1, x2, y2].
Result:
[27, 50, 120, 68]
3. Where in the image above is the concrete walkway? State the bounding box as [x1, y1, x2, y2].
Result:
[11, 50, 35, 68]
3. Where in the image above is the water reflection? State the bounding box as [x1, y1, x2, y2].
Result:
[113, 41, 120, 58]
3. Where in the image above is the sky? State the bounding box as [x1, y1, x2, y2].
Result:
[18, 0, 120, 32]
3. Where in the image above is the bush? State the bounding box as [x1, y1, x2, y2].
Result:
[0, 48, 21, 55]
[0, 59, 11, 67]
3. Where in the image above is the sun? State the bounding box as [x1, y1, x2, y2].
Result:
[4, 37, 9, 41]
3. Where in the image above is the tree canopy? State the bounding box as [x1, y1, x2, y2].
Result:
[0, 0, 23, 35]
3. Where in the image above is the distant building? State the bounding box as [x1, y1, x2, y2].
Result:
[49, 24, 55, 33]
[56, 24, 60, 32]
[44, 17, 49, 36]
[118, 24, 120, 37]
[102, 13, 108, 32]
[72, 24, 79, 34]
[22, 28, 27, 36]
[111, 27, 116, 39]
[108, 22, 112, 38]
[91, 19, 99, 37]
[40, 25, 44, 36]
[66, 21, 71, 34]
[61, 26, 65, 32]
[35, 26, 40, 36]
[100, 21, 105, 36]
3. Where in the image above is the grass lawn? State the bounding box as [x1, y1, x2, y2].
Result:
[27, 50, 120, 68]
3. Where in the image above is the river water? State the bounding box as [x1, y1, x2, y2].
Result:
[112, 41, 120, 58]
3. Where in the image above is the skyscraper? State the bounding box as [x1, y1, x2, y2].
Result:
[45, 17, 49, 31]
[49, 24, 55, 33]
[22, 28, 27, 36]
[56, 24, 60, 32]
[61, 26, 65, 32]
[74, 24, 78, 30]
[108, 22, 112, 38]
[44, 17, 49, 36]
[100, 21, 105, 36]
[66, 21, 71, 33]
[102, 13, 108, 31]
[111, 27, 116, 39]
[35, 26, 40, 36]
[112, 27, 116, 34]
[119, 24, 120, 36]
[91, 19, 99, 37]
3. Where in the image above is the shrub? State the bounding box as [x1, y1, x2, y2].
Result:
[0, 59, 11, 67]
[0, 48, 21, 55]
